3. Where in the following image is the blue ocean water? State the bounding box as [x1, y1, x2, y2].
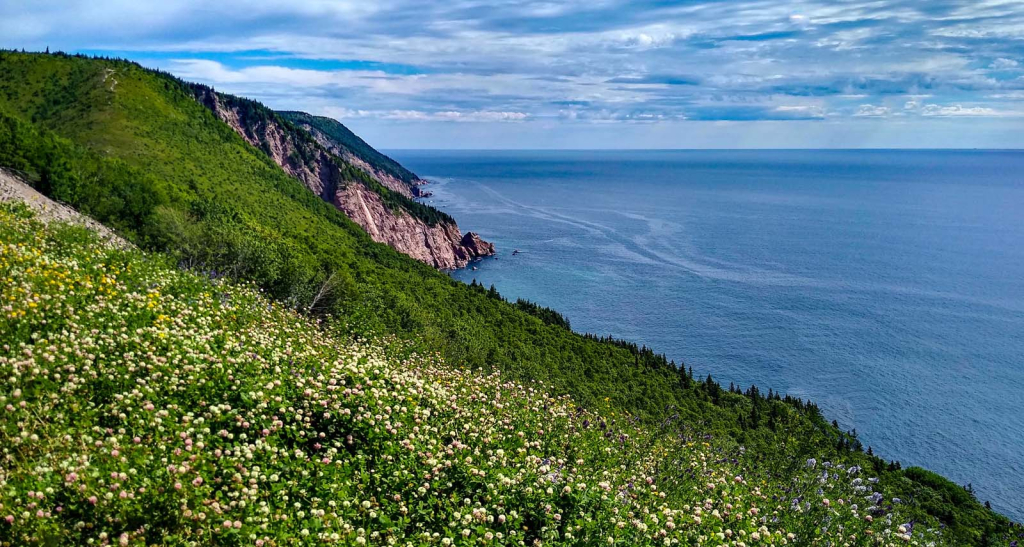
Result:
[389, 149, 1024, 520]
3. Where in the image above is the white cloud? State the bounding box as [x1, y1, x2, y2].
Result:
[989, 58, 1019, 70]
[774, 105, 826, 118]
[322, 106, 527, 122]
[855, 104, 890, 117]
[920, 104, 998, 117]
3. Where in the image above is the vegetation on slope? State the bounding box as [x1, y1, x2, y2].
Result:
[0, 51, 1017, 544]
[191, 88, 453, 227]
[279, 110, 421, 187]
[0, 205, 955, 546]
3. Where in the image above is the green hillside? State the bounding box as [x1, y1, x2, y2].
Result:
[190, 88, 451, 226]
[0, 204, 954, 546]
[0, 50, 1017, 545]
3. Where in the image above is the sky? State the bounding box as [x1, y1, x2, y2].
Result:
[2, 0, 1024, 148]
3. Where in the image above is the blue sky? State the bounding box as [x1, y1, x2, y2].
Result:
[2, 0, 1024, 148]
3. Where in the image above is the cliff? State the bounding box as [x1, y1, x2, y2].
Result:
[192, 88, 492, 269]
[279, 111, 424, 199]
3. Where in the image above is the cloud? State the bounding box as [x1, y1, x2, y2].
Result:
[2, 0, 1024, 146]
[605, 75, 700, 86]
[989, 58, 1019, 70]
[774, 105, 826, 118]
[855, 104, 890, 117]
[920, 104, 999, 117]
[323, 106, 527, 122]
[682, 105, 825, 121]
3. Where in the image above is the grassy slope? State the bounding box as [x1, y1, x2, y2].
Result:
[0, 204, 950, 546]
[0, 51, 1015, 544]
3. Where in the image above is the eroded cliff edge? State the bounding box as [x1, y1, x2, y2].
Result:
[192, 88, 493, 269]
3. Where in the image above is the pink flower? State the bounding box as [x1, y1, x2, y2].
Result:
[174, 483, 182, 491]
[4, 515, 14, 524]
[223, 520, 233, 528]
[88, 496, 98, 505]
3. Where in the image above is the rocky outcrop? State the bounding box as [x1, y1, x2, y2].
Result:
[299, 123, 420, 199]
[278, 111, 427, 200]
[337, 184, 490, 269]
[192, 89, 493, 269]
[0, 168, 131, 249]
[461, 232, 495, 259]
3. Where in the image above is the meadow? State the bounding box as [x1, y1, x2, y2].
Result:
[1, 203, 942, 545]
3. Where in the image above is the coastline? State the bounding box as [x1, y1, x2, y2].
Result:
[392, 149, 1024, 521]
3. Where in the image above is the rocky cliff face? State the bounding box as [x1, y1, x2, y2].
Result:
[299, 123, 419, 199]
[336, 184, 494, 267]
[193, 89, 493, 269]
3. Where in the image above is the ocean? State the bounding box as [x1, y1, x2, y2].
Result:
[389, 149, 1024, 520]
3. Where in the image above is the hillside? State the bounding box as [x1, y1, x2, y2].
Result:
[0, 167, 129, 248]
[0, 51, 1018, 544]
[187, 87, 493, 269]
[279, 111, 424, 196]
[0, 204, 954, 545]
[0, 50, 490, 270]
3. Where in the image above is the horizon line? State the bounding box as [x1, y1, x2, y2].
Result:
[382, 147, 1024, 151]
